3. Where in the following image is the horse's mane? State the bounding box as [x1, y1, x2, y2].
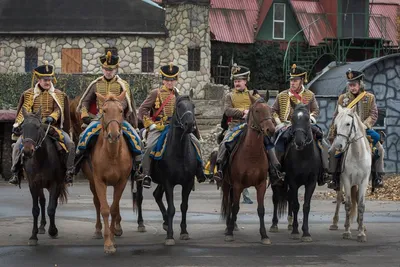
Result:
[176, 95, 191, 105]
[293, 103, 309, 115]
[246, 97, 267, 123]
[336, 107, 371, 153]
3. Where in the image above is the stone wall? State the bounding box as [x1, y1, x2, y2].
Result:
[0, 122, 13, 180]
[0, 4, 211, 98]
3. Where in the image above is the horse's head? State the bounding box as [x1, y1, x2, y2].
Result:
[96, 91, 125, 144]
[173, 95, 196, 134]
[332, 105, 364, 152]
[247, 94, 275, 136]
[291, 103, 313, 150]
[21, 107, 44, 158]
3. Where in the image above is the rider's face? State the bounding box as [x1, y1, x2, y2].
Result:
[102, 68, 117, 80]
[162, 79, 177, 90]
[290, 78, 303, 91]
[233, 79, 247, 90]
[348, 82, 361, 95]
[38, 78, 52, 90]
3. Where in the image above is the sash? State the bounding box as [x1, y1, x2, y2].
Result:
[289, 89, 307, 104]
[347, 92, 366, 109]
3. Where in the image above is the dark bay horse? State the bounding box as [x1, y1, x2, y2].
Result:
[20, 108, 68, 246]
[220, 95, 276, 244]
[276, 103, 322, 242]
[145, 95, 202, 246]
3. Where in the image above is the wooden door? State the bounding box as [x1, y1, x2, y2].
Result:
[62, 48, 82, 73]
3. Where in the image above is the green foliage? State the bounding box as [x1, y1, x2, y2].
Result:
[211, 41, 286, 90]
[0, 73, 157, 109]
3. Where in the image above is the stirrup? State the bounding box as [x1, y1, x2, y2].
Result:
[142, 175, 152, 189]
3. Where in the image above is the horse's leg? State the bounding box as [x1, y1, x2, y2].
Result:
[270, 186, 279, 233]
[164, 182, 176, 246]
[110, 178, 128, 243]
[89, 181, 102, 239]
[224, 187, 237, 234]
[225, 186, 241, 242]
[357, 181, 368, 242]
[153, 184, 168, 230]
[290, 186, 300, 239]
[38, 189, 46, 234]
[28, 186, 40, 246]
[343, 183, 352, 240]
[256, 181, 271, 245]
[288, 200, 293, 231]
[301, 181, 316, 242]
[47, 183, 59, 238]
[136, 180, 146, 232]
[330, 190, 342, 230]
[179, 181, 193, 240]
[94, 180, 115, 254]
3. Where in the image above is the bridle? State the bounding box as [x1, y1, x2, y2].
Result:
[174, 101, 194, 129]
[100, 99, 123, 136]
[335, 114, 364, 152]
[291, 127, 313, 149]
[22, 118, 51, 151]
[249, 103, 273, 134]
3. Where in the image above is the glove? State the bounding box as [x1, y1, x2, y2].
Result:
[45, 116, 54, 124]
[310, 115, 316, 124]
[242, 110, 249, 119]
[82, 117, 91, 125]
[12, 126, 22, 136]
[275, 123, 285, 132]
[149, 124, 157, 131]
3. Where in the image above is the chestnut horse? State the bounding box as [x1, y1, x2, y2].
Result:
[220, 95, 276, 244]
[81, 92, 134, 253]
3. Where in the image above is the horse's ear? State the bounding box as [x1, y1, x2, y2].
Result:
[290, 100, 297, 110]
[338, 104, 344, 113]
[22, 107, 28, 118]
[118, 90, 127, 102]
[249, 93, 256, 105]
[35, 106, 42, 119]
[189, 88, 194, 100]
[350, 106, 356, 113]
[96, 92, 106, 103]
[264, 90, 270, 102]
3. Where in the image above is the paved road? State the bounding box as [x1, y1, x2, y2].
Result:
[0, 181, 399, 267]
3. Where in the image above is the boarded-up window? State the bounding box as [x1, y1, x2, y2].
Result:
[141, 47, 154, 73]
[273, 3, 285, 40]
[105, 47, 118, 56]
[188, 48, 200, 71]
[62, 48, 82, 73]
[25, 47, 38, 72]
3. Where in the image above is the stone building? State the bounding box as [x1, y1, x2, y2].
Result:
[0, 0, 211, 98]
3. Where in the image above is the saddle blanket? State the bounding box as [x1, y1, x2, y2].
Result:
[77, 120, 142, 154]
[225, 123, 274, 150]
[150, 124, 202, 163]
[20, 126, 68, 152]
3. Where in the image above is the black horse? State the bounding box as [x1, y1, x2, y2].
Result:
[273, 103, 322, 242]
[20, 108, 68, 246]
[136, 95, 204, 245]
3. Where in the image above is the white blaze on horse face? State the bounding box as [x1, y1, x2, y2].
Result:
[297, 111, 304, 120]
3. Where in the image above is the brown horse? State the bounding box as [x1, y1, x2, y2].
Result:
[81, 92, 133, 254]
[69, 95, 83, 145]
[221, 95, 275, 244]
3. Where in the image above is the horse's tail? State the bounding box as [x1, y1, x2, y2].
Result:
[273, 182, 288, 218]
[350, 185, 358, 223]
[220, 179, 231, 220]
[58, 182, 68, 204]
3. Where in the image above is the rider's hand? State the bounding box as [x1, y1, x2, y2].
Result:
[242, 110, 249, 119]
[82, 117, 91, 125]
[275, 123, 285, 132]
[45, 116, 54, 124]
[12, 126, 22, 136]
[310, 115, 316, 124]
[149, 124, 157, 131]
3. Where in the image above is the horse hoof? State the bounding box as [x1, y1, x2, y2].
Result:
[137, 225, 147, 233]
[291, 233, 300, 240]
[28, 239, 38, 246]
[301, 236, 313, 242]
[163, 223, 168, 232]
[165, 239, 175, 246]
[329, 225, 338, 231]
[180, 233, 190, 240]
[114, 228, 123, 237]
[234, 223, 239, 231]
[357, 235, 367, 243]
[288, 225, 293, 231]
[261, 238, 271, 245]
[342, 232, 352, 239]
[269, 225, 279, 233]
[104, 245, 116, 254]
[224, 235, 234, 242]
[93, 231, 103, 239]
[49, 233, 58, 239]
[38, 228, 46, 234]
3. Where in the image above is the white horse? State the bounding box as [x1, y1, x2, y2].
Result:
[329, 105, 371, 242]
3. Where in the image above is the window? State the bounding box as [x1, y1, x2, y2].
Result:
[61, 48, 82, 73]
[25, 47, 38, 72]
[273, 3, 286, 40]
[105, 47, 118, 56]
[188, 47, 200, 71]
[141, 47, 154, 73]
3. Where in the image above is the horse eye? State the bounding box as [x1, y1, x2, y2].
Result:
[120, 110, 123, 113]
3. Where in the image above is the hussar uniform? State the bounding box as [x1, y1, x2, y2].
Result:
[138, 63, 203, 189]
[9, 62, 75, 185]
[327, 69, 384, 190]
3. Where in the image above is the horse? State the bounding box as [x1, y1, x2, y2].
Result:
[20, 108, 68, 246]
[143, 95, 203, 246]
[328, 105, 371, 242]
[70, 94, 146, 235]
[220, 95, 276, 244]
[80, 92, 137, 253]
[275, 103, 322, 242]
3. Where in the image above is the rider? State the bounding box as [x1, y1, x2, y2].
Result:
[9, 61, 75, 185]
[138, 63, 204, 189]
[213, 63, 284, 185]
[327, 68, 384, 190]
[74, 51, 140, 172]
[271, 64, 330, 186]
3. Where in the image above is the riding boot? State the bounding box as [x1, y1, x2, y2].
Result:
[196, 162, 206, 183]
[372, 171, 384, 188]
[8, 172, 20, 185]
[327, 147, 341, 191]
[267, 148, 285, 186]
[318, 138, 331, 186]
[73, 150, 86, 175]
[65, 143, 76, 185]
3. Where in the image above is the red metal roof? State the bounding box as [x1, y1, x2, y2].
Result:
[290, 0, 335, 46]
[369, 3, 399, 46]
[0, 110, 16, 122]
[255, 0, 273, 36]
